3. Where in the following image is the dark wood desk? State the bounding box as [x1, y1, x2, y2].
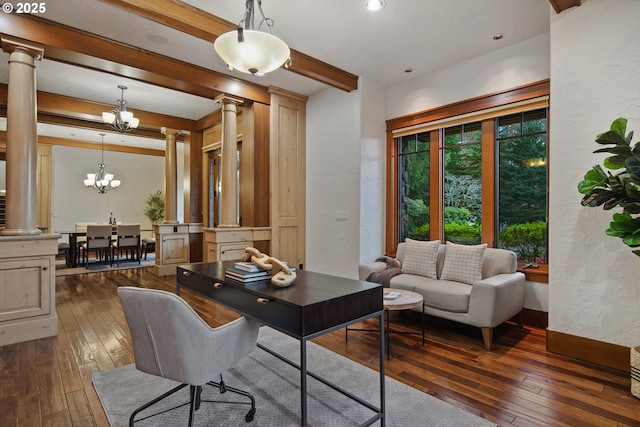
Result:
[177, 261, 386, 426]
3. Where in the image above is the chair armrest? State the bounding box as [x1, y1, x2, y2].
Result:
[466, 272, 526, 328]
[358, 261, 387, 281]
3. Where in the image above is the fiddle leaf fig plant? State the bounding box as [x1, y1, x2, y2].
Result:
[578, 118, 640, 256]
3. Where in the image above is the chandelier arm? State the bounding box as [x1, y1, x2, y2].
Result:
[255, 0, 274, 34]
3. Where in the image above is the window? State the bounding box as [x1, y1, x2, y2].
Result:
[386, 81, 550, 272]
[496, 109, 548, 263]
[442, 122, 482, 244]
[398, 132, 430, 241]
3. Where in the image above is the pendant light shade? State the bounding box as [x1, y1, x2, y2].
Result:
[214, 29, 290, 76]
[214, 0, 291, 76]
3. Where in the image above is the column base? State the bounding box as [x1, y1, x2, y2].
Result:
[0, 227, 42, 236]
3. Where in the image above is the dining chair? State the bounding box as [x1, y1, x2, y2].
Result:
[75, 222, 97, 265]
[111, 224, 141, 266]
[81, 224, 113, 268]
[118, 287, 259, 426]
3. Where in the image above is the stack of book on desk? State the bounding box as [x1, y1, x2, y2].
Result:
[225, 262, 270, 283]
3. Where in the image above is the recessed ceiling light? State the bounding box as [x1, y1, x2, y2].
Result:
[146, 33, 169, 44]
[493, 33, 504, 41]
[365, 0, 385, 12]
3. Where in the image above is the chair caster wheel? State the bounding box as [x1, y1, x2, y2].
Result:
[245, 408, 256, 422]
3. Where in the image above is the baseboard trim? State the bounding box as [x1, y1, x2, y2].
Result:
[547, 329, 630, 373]
[520, 308, 548, 329]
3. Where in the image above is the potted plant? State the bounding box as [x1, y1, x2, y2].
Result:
[578, 117, 640, 256]
[143, 190, 165, 224]
[577, 117, 640, 399]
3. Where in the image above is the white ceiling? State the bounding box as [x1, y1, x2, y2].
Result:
[0, 0, 551, 149]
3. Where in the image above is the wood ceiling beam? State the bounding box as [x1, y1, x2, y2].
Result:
[99, 0, 359, 92]
[0, 13, 271, 105]
[0, 83, 194, 138]
[548, 0, 581, 14]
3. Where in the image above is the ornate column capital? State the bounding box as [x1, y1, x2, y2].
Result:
[160, 127, 182, 137]
[215, 94, 244, 106]
[1, 35, 43, 59]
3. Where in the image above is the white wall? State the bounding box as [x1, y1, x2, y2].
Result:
[387, 33, 550, 119]
[549, 0, 640, 347]
[306, 85, 362, 278]
[306, 77, 386, 279]
[359, 78, 387, 265]
[51, 145, 165, 242]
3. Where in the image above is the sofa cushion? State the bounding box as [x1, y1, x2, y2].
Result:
[440, 241, 487, 285]
[415, 279, 472, 313]
[389, 273, 435, 291]
[401, 238, 440, 279]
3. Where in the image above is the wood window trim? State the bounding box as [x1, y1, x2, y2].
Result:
[385, 79, 550, 262]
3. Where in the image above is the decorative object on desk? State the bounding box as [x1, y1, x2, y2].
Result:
[102, 85, 139, 134]
[241, 247, 297, 287]
[214, 0, 291, 77]
[578, 117, 640, 257]
[84, 133, 121, 194]
[144, 190, 165, 224]
[225, 267, 270, 283]
[234, 261, 261, 272]
[243, 246, 273, 270]
[269, 257, 296, 287]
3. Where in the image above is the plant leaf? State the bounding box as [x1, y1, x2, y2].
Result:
[610, 117, 627, 137]
[596, 129, 626, 146]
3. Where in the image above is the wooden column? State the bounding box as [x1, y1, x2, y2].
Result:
[1, 36, 43, 236]
[161, 127, 180, 224]
[216, 94, 243, 227]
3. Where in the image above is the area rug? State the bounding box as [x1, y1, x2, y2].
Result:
[55, 255, 155, 276]
[93, 327, 495, 426]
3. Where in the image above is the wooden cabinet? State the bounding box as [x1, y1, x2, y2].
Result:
[0, 235, 58, 346]
[0, 257, 51, 322]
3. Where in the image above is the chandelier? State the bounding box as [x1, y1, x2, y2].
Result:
[84, 133, 121, 194]
[102, 85, 139, 134]
[214, 0, 291, 76]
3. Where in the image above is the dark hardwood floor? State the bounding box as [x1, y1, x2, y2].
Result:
[1, 267, 639, 426]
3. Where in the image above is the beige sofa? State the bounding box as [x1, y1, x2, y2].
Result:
[359, 240, 525, 350]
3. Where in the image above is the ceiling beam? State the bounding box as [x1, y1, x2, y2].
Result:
[548, 0, 581, 14]
[99, 0, 359, 92]
[0, 83, 195, 138]
[0, 13, 271, 105]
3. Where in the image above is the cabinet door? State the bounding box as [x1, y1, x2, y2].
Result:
[0, 258, 50, 322]
[219, 243, 250, 261]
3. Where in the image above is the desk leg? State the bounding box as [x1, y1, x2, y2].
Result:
[300, 338, 307, 426]
[379, 311, 386, 426]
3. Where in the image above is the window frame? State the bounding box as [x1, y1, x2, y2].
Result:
[385, 80, 550, 282]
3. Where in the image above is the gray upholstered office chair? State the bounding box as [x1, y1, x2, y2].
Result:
[117, 287, 260, 426]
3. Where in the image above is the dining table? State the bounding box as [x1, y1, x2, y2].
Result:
[56, 227, 152, 268]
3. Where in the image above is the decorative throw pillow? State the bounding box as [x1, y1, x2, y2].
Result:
[440, 241, 487, 285]
[401, 238, 440, 279]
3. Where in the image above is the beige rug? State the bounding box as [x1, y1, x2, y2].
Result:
[93, 326, 497, 426]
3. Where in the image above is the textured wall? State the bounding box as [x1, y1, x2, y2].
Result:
[548, 0, 640, 347]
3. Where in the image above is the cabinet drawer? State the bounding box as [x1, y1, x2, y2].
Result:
[178, 269, 302, 335]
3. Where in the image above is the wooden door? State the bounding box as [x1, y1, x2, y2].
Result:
[269, 88, 307, 269]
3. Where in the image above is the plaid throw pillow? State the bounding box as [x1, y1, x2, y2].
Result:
[440, 241, 487, 285]
[401, 238, 440, 279]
